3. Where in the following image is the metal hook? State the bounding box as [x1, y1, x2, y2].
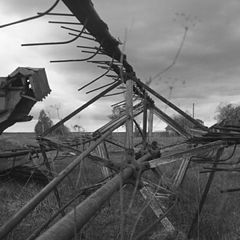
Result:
[0, 0, 60, 28]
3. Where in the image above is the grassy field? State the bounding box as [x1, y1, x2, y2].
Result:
[1, 132, 240, 239]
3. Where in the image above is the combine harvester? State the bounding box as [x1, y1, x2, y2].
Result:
[0, 1, 240, 239]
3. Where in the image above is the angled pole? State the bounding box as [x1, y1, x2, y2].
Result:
[153, 105, 190, 138]
[42, 81, 121, 136]
[133, 78, 206, 130]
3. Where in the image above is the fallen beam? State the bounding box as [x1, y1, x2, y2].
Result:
[148, 140, 228, 169]
[36, 153, 152, 240]
[0, 114, 127, 239]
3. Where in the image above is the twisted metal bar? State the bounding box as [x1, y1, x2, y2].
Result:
[48, 20, 81, 25]
[0, 0, 60, 28]
[50, 43, 102, 63]
[78, 57, 115, 91]
[37, 12, 74, 17]
[22, 20, 88, 47]
[86, 80, 119, 94]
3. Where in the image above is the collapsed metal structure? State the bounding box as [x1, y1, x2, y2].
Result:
[0, 67, 51, 134]
[0, 1, 240, 239]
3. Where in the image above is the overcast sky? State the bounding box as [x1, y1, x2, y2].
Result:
[0, 0, 240, 132]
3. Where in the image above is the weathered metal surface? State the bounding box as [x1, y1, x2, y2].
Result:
[61, 0, 133, 72]
[0, 67, 51, 133]
[35, 152, 152, 240]
[8, 67, 51, 100]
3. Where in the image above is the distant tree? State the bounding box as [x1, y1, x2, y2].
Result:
[166, 114, 204, 135]
[35, 109, 70, 136]
[215, 103, 240, 125]
[53, 124, 70, 136]
[34, 110, 53, 135]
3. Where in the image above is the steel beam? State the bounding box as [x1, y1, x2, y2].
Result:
[133, 78, 207, 131]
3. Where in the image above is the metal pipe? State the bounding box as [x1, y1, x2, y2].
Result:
[36, 153, 152, 240]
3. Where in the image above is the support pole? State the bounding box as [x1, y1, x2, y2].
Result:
[125, 79, 134, 162]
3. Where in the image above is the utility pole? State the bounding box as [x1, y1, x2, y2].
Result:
[192, 103, 195, 119]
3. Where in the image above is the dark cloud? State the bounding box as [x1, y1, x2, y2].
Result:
[1, 0, 240, 131]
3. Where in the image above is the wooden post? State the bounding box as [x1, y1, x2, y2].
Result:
[148, 107, 153, 142]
